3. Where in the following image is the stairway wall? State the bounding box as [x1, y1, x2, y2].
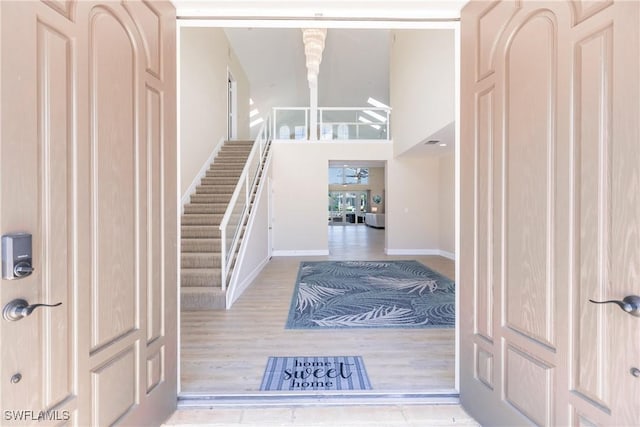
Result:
[180, 27, 250, 196]
[226, 156, 273, 307]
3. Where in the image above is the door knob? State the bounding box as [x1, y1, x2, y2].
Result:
[2, 299, 62, 321]
[589, 295, 640, 317]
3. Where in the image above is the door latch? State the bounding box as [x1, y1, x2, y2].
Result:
[589, 295, 640, 317]
[2, 299, 62, 321]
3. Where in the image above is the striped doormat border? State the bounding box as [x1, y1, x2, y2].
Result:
[260, 356, 372, 391]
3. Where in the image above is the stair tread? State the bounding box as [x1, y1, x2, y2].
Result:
[181, 239, 221, 252]
[181, 286, 225, 294]
[181, 267, 221, 274]
[182, 252, 221, 258]
[185, 202, 228, 206]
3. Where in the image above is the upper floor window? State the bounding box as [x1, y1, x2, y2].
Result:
[329, 167, 369, 185]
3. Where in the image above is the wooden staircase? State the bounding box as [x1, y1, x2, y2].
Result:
[181, 140, 254, 310]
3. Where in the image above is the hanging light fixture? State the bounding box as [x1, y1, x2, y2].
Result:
[301, 28, 327, 87]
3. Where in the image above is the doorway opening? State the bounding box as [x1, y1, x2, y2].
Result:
[177, 21, 461, 404]
[227, 70, 238, 140]
[327, 162, 383, 228]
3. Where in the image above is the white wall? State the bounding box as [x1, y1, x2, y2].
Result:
[180, 27, 250, 196]
[439, 152, 455, 256]
[386, 155, 440, 252]
[390, 29, 455, 156]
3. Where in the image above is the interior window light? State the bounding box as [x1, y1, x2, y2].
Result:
[345, 167, 369, 184]
[320, 124, 333, 140]
[337, 124, 349, 139]
[362, 110, 386, 123]
[250, 117, 264, 127]
[358, 116, 381, 130]
[294, 126, 306, 140]
[329, 167, 343, 185]
[329, 167, 369, 185]
[367, 97, 390, 109]
[250, 109, 259, 117]
[278, 125, 291, 139]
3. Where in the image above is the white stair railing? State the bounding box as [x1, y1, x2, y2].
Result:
[219, 115, 273, 290]
[273, 106, 391, 140]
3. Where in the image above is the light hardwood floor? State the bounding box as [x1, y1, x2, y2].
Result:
[180, 225, 455, 395]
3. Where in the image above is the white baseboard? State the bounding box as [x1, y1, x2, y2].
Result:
[227, 256, 269, 308]
[385, 249, 456, 260]
[438, 250, 456, 260]
[181, 137, 225, 212]
[385, 249, 440, 256]
[271, 250, 330, 256]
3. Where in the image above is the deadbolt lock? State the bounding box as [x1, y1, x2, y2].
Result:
[2, 233, 34, 280]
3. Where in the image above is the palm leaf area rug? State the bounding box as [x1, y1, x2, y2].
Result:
[285, 260, 455, 329]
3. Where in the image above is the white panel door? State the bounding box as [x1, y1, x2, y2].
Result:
[0, 1, 177, 425]
[460, 1, 639, 425]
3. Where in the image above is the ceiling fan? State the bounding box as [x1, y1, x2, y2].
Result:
[344, 168, 369, 181]
[345, 167, 368, 178]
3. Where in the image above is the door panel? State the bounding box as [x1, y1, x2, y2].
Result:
[504, 11, 556, 348]
[474, 86, 494, 345]
[0, 1, 177, 425]
[38, 18, 75, 409]
[146, 86, 164, 346]
[90, 5, 138, 353]
[572, 22, 613, 410]
[461, 1, 639, 425]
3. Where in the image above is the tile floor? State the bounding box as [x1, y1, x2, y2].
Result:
[164, 404, 480, 426]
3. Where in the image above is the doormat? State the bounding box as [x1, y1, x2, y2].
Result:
[260, 356, 372, 391]
[286, 260, 455, 329]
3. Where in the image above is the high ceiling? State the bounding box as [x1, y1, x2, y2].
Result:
[173, 0, 465, 117]
[224, 28, 390, 115]
[174, 1, 463, 154]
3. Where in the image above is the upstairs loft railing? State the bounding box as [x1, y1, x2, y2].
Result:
[219, 115, 273, 290]
[273, 107, 391, 141]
